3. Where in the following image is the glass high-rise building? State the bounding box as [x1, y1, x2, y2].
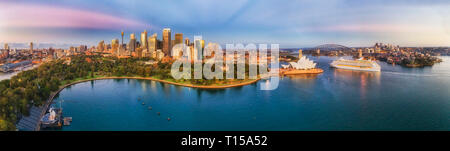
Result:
[162, 28, 171, 56]
[129, 33, 136, 53]
[140, 30, 148, 51]
[175, 33, 183, 46]
[148, 33, 157, 57]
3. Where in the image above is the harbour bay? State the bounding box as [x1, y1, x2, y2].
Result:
[52, 56, 450, 131]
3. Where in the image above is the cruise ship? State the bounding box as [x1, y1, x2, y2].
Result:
[330, 58, 381, 72]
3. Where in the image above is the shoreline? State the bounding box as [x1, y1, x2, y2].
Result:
[280, 68, 324, 75]
[62, 76, 261, 89]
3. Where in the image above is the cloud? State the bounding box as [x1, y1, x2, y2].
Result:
[296, 24, 441, 33]
[0, 2, 147, 29]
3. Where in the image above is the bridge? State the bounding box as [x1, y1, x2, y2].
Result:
[313, 44, 353, 51]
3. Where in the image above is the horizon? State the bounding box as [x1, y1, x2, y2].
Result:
[1, 0, 450, 48]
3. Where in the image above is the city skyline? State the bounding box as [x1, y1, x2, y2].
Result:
[1, 0, 450, 48]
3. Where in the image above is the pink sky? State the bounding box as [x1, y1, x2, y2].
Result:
[0, 2, 146, 29]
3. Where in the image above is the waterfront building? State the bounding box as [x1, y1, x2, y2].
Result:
[282, 56, 317, 70]
[163, 28, 171, 56]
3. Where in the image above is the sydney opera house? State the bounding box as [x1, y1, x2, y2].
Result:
[282, 56, 317, 70]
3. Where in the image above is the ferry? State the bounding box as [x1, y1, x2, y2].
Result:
[330, 58, 381, 72]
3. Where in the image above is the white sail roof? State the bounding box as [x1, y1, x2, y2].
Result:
[284, 56, 317, 69]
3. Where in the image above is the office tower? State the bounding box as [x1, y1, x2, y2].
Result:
[98, 40, 105, 52]
[148, 33, 157, 57]
[193, 36, 203, 61]
[185, 38, 190, 46]
[175, 33, 183, 46]
[298, 49, 303, 58]
[141, 30, 148, 50]
[201, 40, 205, 50]
[129, 33, 136, 52]
[136, 47, 143, 58]
[4, 43, 9, 57]
[162, 28, 171, 56]
[172, 33, 184, 59]
[29, 42, 33, 54]
[111, 39, 119, 55]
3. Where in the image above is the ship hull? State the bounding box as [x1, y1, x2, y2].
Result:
[330, 63, 380, 72]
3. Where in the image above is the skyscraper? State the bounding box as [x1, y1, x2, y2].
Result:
[129, 33, 136, 53]
[97, 40, 105, 52]
[175, 33, 183, 46]
[201, 40, 205, 50]
[111, 39, 119, 55]
[4, 43, 9, 58]
[185, 38, 190, 46]
[162, 28, 171, 56]
[148, 33, 157, 57]
[193, 36, 203, 61]
[29, 42, 33, 54]
[4, 43, 9, 50]
[141, 30, 148, 50]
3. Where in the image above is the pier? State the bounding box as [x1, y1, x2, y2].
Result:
[16, 87, 66, 131]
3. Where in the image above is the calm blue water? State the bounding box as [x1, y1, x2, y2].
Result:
[53, 56, 450, 131]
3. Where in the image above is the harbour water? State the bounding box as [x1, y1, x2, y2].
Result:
[53, 56, 450, 131]
[0, 71, 22, 81]
[0, 65, 38, 81]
